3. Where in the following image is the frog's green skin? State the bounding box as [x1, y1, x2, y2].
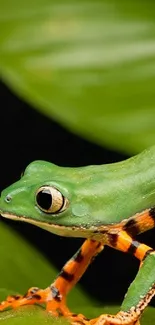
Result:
[1, 146, 155, 325]
[1, 145, 155, 232]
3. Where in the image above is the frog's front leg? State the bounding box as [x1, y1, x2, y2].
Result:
[86, 230, 155, 325]
[46, 239, 103, 318]
[0, 239, 103, 320]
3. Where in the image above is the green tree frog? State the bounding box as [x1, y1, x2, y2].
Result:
[1, 146, 155, 325]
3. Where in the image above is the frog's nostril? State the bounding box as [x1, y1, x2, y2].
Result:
[5, 195, 12, 203]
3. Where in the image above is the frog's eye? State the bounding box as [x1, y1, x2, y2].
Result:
[36, 186, 68, 214]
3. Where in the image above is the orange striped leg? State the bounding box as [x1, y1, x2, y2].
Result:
[46, 239, 103, 321]
[122, 207, 155, 237]
[108, 230, 153, 261]
[85, 230, 155, 325]
[0, 239, 103, 321]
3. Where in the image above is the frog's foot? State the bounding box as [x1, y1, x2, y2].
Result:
[0, 286, 88, 323]
[0, 287, 49, 311]
[0, 286, 70, 316]
[64, 312, 140, 325]
[0, 291, 141, 325]
[86, 311, 140, 325]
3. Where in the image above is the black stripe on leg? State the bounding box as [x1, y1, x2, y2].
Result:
[32, 294, 41, 300]
[108, 233, 119, 247]
[142, 249, 154, 261]
[73, 249, 84, 263]
[149, 207, 155, 225]
[127, 240, 141, 255]
[10, 295, 21, 300]
[123, 219, 140, 237]
[96, 242, 102, 249]
[50, 286, 62, 302]
[30, 287, 39, 294]
[59, 268, 74, 281]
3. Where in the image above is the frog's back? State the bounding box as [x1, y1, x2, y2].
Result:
[75, 146, 155, 226]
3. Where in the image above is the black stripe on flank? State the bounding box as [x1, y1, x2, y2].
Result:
[108, 233, 119, 247]
[73, 249, 84, 263]
[142, 249, 154, 261]
[60, 269, 74, 282]
[127, 240, 141, 255]
[123, 219, 140, 237]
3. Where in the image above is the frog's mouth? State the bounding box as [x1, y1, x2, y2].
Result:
[0, 212, 95, 238]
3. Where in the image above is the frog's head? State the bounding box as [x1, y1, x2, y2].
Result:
[0, 161, 94, 237]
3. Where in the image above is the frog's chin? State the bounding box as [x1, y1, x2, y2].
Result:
[0, 212, 93, 238]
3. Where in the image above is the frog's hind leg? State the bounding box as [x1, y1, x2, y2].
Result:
[85, 228, 155, 325]
[0, 239, 103, 320]
[85, 281, 154, 325]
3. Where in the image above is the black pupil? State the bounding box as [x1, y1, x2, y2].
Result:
[36, 189, 52, 211]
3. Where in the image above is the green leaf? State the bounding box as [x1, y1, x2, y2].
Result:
[0, 222, 91, 305]
[0, 221, 92, 324]
[0, 305, 155, 325]
[0, 222, 154, 324]
[0, 307, 69, 325]
[1, 0, 155, 154]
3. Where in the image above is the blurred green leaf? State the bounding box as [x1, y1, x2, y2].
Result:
[0, 221, 93, 324]
[0, 307, 69, 325]
[1, 1, 155, 153]
[0, 303, 155, 325]
[0, 222, 92, 306]
[0, 222, 154, 324]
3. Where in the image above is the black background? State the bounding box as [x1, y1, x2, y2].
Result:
[0, 80, 155, 306]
